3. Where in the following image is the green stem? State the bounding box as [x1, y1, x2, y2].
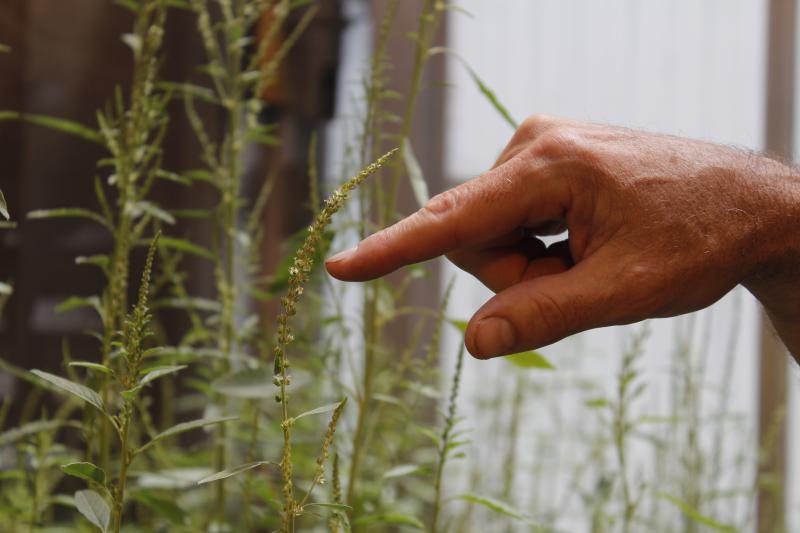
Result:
[114, 411, 131, 533]
[383, 0, 440, 226]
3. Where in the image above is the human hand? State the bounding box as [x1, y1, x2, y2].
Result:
[325, 115, 800, 358]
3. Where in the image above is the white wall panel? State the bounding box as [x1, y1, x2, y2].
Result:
[442, 1, 776, 530]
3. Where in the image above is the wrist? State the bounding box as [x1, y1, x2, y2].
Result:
[741, 160, 800, 323]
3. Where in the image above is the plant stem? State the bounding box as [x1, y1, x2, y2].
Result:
[114, 411, 131, 533]
[431, 344, 464, 533]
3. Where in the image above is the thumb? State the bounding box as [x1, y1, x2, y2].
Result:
[465, 259, 621, 358]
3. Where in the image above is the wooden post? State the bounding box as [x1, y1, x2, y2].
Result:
[758, 0, 796, 530]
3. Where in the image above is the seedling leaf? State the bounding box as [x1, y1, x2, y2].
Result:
[74, 490, 110, 532]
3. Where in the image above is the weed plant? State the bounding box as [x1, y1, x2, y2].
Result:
[0, 1, 781, 532]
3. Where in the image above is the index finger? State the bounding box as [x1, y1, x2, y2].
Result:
[325, 154, 572, 282]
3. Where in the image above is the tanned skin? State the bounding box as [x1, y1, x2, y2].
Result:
[325, 115, 800, 360]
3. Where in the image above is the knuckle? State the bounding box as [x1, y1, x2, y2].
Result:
[532, 126, 585, 159]
[423, 188, 461, 218]
[521, 113, 556, 134]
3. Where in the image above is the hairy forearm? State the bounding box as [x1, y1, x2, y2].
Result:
[742, 161, 800, 358]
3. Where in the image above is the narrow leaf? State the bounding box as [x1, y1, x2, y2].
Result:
[0, 188, 8, 220]
[658, 493, 736, 532]
[305, 502, 353, 512]
[130, 491, 186, 525]
[458, 494, 533, 523]
[402, 137, 429, 208]
[138, 365, 186, 387]
[62, 462, 106, 487]
[31, 370, 106, 414]
[294, 402, 341, 422]
[137, 416, 237, 454]
[503, 351, 554, 370]
[28, 208, 108, 229]
[383, 464, 423, 479]
[68, 362, 113, 376]
[467, 67, 518, 129]
[354, 513, 425, 530]
[196, 461, 274, 485]
[158, 236, 213, 259]
[0, 112, 103, 144]
[211, 368, 273, 399]
[74, 490, 110, 532]
[0, 420, 78, 447]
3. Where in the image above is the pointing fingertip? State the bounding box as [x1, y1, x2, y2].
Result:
[326, 246, 357, 265]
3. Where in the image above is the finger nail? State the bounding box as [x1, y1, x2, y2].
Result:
[474, 317, 515, 358]
[326, 246, 357, 264]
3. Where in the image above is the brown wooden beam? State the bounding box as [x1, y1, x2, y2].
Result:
[758, 0, 796, 530]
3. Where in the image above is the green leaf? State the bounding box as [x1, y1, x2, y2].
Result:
[0, 188, 8, 220]
[294, 402, 341, 422]
[467, 66, 518, 129]
[305, 502, 353, 512]
[56, 295, 102, 314]
[402, 137, 429, 208]
[158, 236, 213, 259]
[0, 420, 78, 447]
[152, 297, 221, 313]
[138, 365, 186, 387]
[61, 462, 106, 487]
[130, 491, 186, 525]
[0, 44, 10, 53]
[28, 208, 109, 229]
[211, 368, 273, 399]
[458, 494, 533, 523]
[135, 201, 175, 225]
[74, 490, 110, 532]
[137, 416, 237, 454]
[448, 319, 468, 333]
[75, 255, 110, 272]
[0, 112, 103, 144]
[658, 493, 736, 532]
[354, 513, 425, 530]
[383, 464, 423, 479]
[121, 33, 142, 54]
[503, 351, 554, 370]
[68, 362, 114, 376]
[31, 370, 107, 415]
[114, 0, 140, 13]
[196, 461, 275, 485]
